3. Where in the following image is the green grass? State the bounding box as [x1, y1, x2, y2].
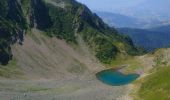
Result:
[0, 58, 23, 78]
[137, 66, 170, 100]
[108, 56, 142, 73]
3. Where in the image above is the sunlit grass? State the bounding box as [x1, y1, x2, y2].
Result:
[0, 58, 23, 78]
[106, 56, 142, 73]
[136, 66, 170, 100]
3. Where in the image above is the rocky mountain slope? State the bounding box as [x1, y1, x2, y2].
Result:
[0, 0, 142, 65]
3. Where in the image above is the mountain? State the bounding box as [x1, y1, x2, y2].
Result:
[116, 0, 170, 21]
[95, 11, 169, 29]
[149, 25, 170, 33]
[95, 11, 140, 28]
[117, 28, 170, 51]
[0, 0, 143, 65]
[77, 0, 170, 22]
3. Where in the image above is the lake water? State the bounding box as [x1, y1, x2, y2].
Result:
[96, 69, 139, 86]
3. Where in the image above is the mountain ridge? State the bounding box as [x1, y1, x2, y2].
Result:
[95, 11, 170, 29]
[117, 27, 170, 51]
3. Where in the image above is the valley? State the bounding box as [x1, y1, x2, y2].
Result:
[0, 0, 170, 100]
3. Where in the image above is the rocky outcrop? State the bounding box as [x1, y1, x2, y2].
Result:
[30, 0, 52, 30]
[0, 0, 26, 64]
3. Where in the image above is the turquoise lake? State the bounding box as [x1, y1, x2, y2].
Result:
[96, 69, 139, 86]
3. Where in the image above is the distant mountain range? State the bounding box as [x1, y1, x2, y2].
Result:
[95, 11, 170, 29]
[117, 26, 170, 51]
[112, 0, 170, 21]
[149, 25, 170, 33]
[95, 11, 170, 51]
[95, 12, 139, 28]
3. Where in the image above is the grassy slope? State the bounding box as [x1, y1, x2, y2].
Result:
[137, 66, 170, 100]
[0, 58, 23, 78]
[134, 48, 170, 100]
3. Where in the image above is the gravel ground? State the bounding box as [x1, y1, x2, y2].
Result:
[0, 77, 129, 100]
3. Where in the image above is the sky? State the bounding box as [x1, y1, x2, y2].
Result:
[76, 0, 146, 12]
[76, 0, 170, 20]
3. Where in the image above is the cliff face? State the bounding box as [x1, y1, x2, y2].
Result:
[0, 0, 26, 65]
[0, 0, 142, 65]
[30, 0, 52, 29]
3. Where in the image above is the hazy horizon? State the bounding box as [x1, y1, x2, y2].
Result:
[76, 0, 146, 12]
[76, 0, 170, 20]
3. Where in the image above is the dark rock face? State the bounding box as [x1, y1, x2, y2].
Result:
[30, 0, 52, 30]
[0, 27, 12, 65]
[0, 44, 12, 65]
[7, 0, 26, 28]
[0, 0, 26, 64]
